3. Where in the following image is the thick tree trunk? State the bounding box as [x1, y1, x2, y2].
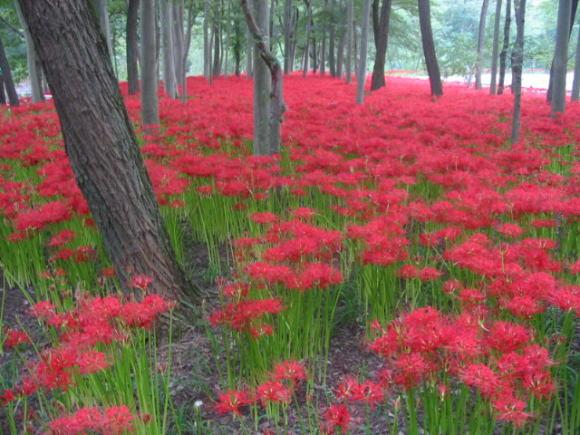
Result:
[17, 0, 194, 301]
[161, 0, 178, 98]
[370, 0, 392, 91]
[0, 37, 19, 106]
[511, 0, 526, 143]
[475, 0, 490, 89]
[572, 25, 580, 101]
[490, 0, 503, 95]
[356, 0, 371, 104]
[127, 0, 140, 95]
[141, 0, 160, 126]
[498, 0, 511, 94]
[345, 0, 353, 83]
[418, 0, 443, 96]
[551, 0, 572, 116]
[15, 1, 43, 102]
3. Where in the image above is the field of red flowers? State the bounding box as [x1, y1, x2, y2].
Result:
[0, 76, 579, 434]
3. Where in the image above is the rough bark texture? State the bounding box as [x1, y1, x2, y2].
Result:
[356, 0, 371, 104]
[370, 0, 392, 91]
[475, 0, 490, 89]
[0, 36, 19, 106]
[141, 0, 159, 126]
[15, 1, 43, 102]
[345, 0, 353, 83]
[498, 0, 511, 94]
[418, 0, 443, 97]
[551, 0, 572, 116]
[511, 0, 526, 144]
[490, 0, 503, 95]
[127, 0, 140, 95]
[161, 0, 178, 98]
[17, 0, 194, 301]
[572, 26, 580, 101]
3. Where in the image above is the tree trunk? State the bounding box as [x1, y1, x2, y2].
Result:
[511, 0, 526, 144]
[0, 75, 5, 105]
[203, 0, 211, 79]
[337, 23, 345, 77]
[92, 0, 114, 62]
[17, 0, 194, 301]
[356, 0, 371, 104]
[345, 0, 353, 83]
[172, 0, 185, 97]
[127, 0, 140, 95]
[475, 0, 490, 89]
[161, 0, 178, 98]
[329, 0, 336, 76]
[303, 0, 312, 77]
[0, 36, 19, 106]
[551, 0, 572, 116]
[183, 0, 196, 88]
[498, 0, 511, 94]
[141, 0, 159, 126]
[418, 0, 443, 96]
[572, 24, 580, 101]
[15, 0, 43, 102]
[490, 0, 503, 95]
[370, 0, 392, 91]
[283, 0, 292, 73]
[212, 21, 221, 76]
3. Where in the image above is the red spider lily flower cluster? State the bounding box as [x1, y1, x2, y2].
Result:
[0, 292, 172, 405]
[2, 328, 31, 350]
[48, 405, 141, 434]
[214, 360, 307, 416]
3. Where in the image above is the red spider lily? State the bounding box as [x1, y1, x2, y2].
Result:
[129, 274, 154, 291]
[48, 405, 137, 435]
[271, 360, 307, 385]
[215, 389, 252, 415]
[3, 328, 30, 349]
[321, 404, 351, 434]
[256, 380, 292, 406]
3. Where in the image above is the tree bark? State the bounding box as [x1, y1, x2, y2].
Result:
[572, 23, 580, 101]
[15, 0, 43, 102]
[127, 0, 140, 95]
[161, 0, 178, 98]
[283, 0, 293, 73]
[92, 0, 114, 62]
[203, 0, 211, 79]
[329, 0, 336, 76]
[475, 0, 490, 89]
[418, 0, 443, 96]
[356, 0, 371, 104]
[370, 0, 392, 91]
[0, 75, 5, 105]
[551, 0, 572, 116]
[212, 20, 221, 76]
[498, 0, 511, 94]
[303, 0, 312, 77]
[141, 0, 159, 126]
[337, 23, 345, 77]
[490, 0, 503, 95]
[345, 0, 353, 83]
[511, 0, 526, 144]
[0, 36, 19, 106]
[17, 0, 194, 301]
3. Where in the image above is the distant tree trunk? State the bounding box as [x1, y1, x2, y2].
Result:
[418, 0, 443, 96]
[303, 0, 312, 77]
[246, 18, 254, 76]
[551, 0, 572, 116]
[490, 0, 503, 94]
[547, 0, 578, 101]
[321, 5, 327, 76]
[141, 0, 159, 126]
[18, 0, 195, 301]
[498, 0, 511, 94]
[283, 0, 293, 73]
[161, 0, 178, 98]
[356, 0, 371, 104]
[15, 1, 43, 102]
[572, 24, 580, 101]
[127, 0, 140, 95]
[203, 0, 211, 79]
[0, 76, 5, 105]
[511, 0, 526, 143]
[329, 0, 336, 76]
[337, 22, 345, 77]
[172, 0, 185, 95]
[0, 37, 19, 106]
[92, 0, 113, 62]
[345, 0, 353, 83]
[475, 0, 490, 89]
[212, 20, 221, 76]
[183, 0, 196, 83]
[370, 0, 392, 91]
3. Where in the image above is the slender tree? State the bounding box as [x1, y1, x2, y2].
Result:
[572, 24, 580, 101]
[283, 0, 293, 73]
[329, 0, 336, 76]
[418, 0, 443, 96]
[203, 0, 211, 79]
[370, 0, 393, 91]
[475, 0, 490, 89]
[92, 0, 113, 62]
[161, 0, 178, 98]
[15, 0, 43, 102]
[0, 36, 18, 106]
[141, 0, 159, 126]
[357, 0, 371, 104]
[0, 75, 5, 105]
[498, 0, 511, 94]
[17, 0, 195, 300]
[511, 0, 526, 144]
[303, 0, 312, 77]
[345, 0, 353, 83]
[490, 0, 503, 95]
[126, 0, 140, 95]
[551, 0, 572, 116]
